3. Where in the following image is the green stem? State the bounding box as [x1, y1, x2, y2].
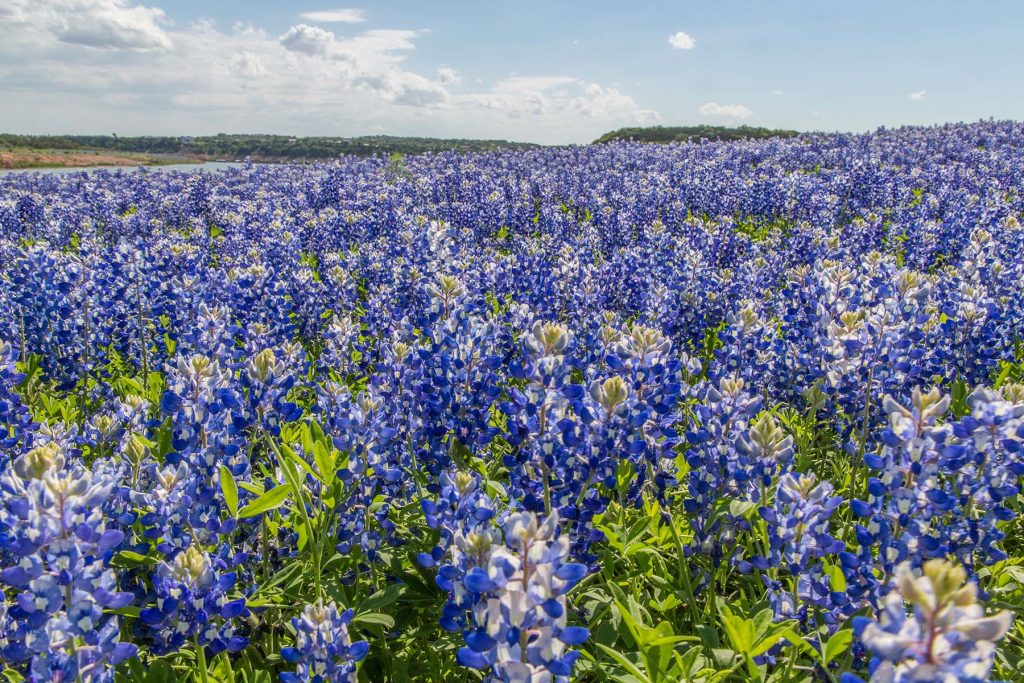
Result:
[195, 637, 210, 683]
[851, 367, 874, 501]
[266, 432, 322, 600]
[666, 510, 701, 627]
[135, 273, 149, 383]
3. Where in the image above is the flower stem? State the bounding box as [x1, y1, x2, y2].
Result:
[195, 637, 210, 683]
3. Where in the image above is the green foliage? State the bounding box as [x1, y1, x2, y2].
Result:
[0, 133, 539, 162]
[732, 215, 795, 242]
[385, 152, 414, 181]
[12, 312, 1023, 683]
[594, 126, 799, 145]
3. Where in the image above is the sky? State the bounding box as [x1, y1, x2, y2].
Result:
[0, 1, 1022, 144]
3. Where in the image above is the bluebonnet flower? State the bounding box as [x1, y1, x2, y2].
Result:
[138, 545, 249, 656]
[854, 383, 1023, 580]
[443, 512, 589, 683]
[0, 340, 31, 458]
[418, 470, 497, 569]
[931, 383, 1024, 570]
[851, 387, 951, 576]
[153, 352, 247, 548]
[243, 346, 303, 435]
[683, 375, 765, 566]
[750, 473, 851, 631]
[756, 473, 844, 572]
[280, 602, 369, 683]
[843, 560, 1012, 683]
[0, 441, 136, 682]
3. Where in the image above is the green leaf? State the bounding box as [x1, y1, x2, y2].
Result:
[313, 441, 334, 482]
[717, 604, 754, 654]
[143, 660, 178, 683]
[647, 635, 700, 647]
[281, 443, 318, 483]
[594, 643, 652, 683]
[727, 499, 758, 519]
[248, 560, 305, 599]
[358, 583, 406, 613]
[238, 481, 265, 495]
[775, 628, 819, 660]
[109, 550, 156, 569]
[220, 465, 238, 518]
[209, 652, 236, 683]
[237, 484, 290, 518]
[300, 423, 314, 456]
[823, 629, 854, 665]
[309, 419, 326, 446]
[353, 612, 395, 629]
[825, 561, 847, 593]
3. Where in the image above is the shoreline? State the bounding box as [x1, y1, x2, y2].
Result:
[0, 148, 197, 170]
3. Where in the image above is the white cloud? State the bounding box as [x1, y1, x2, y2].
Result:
[698, 102, 752, 119]
[668, 31, 695, 50]
[493, 76, 577, 93]
[910, 89, 927, 101]
[770, 89, 783, 96]
[279, 24, 335, 56]
[437, 66, 460, 85]
[2, 0, 172, 50]
[569, 82, 657, 120]
[231, 51, 267, 78]
[354, 71, 448, 106]
[342, 29, 419, 64]
[464, 77, 658, 127]
[300, 8, 365, 23]
[0, 1, 659, 143]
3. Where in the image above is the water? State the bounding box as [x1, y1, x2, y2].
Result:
[0, 161, 243, 176]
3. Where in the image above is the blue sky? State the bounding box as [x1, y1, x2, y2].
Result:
[1, 1, 1021, 143]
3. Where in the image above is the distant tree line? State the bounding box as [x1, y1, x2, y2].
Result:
[0, 133, 540, 161]
[593, 125, 799, 144]
[1, 127, 801, 161]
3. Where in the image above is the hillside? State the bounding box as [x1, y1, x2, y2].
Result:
[594, 125, 799, 144]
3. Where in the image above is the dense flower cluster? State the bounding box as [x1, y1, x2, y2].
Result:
[0, 121, 1022, 681]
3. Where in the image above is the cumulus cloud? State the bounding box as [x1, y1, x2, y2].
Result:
[0, 0, 659, 143]
[668, 31, 695, 50]
[231, 51, 267, 78]
[279, 24, 335, 56]
[437, 66, 460, 85]
[3, 0, 172, 50]
[910, 89, 927, 101]
[698, 102, 752, 118]
[343, 29, 419, 63]
[300, 8, 365, 23]
[465, 77, 658, 125]
[354, 71, 448, 106]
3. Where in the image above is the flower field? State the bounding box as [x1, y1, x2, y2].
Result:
[0, 121, 1023, 682]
